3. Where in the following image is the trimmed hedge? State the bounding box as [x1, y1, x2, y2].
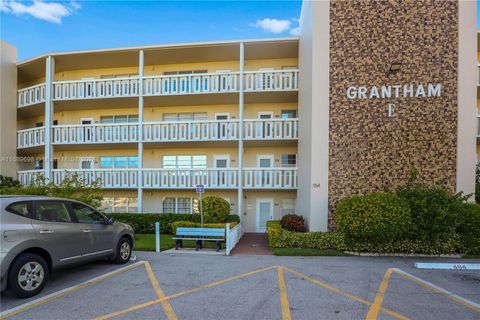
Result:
[267, 221, 465, 255]
[335, 192, 412, 243]
[202, 196, 231, 223]
[171, 221, 238, 235]
[104, 213, 240, 234]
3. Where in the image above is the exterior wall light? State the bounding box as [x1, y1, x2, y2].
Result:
[389, 63, 402, 73]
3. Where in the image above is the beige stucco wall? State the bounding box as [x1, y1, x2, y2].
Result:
[457, 0, 477, 197]
[243, 190, 297, 232]
[297, 0, 330, 231]
[1, 41, 18, 178]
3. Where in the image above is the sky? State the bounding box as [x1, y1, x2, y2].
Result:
[2, 1, 479, 62]
[0, 0, 302, 61]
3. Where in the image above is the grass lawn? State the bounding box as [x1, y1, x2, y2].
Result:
[134, 233, 219, 252]
[271, 247, 351, 256]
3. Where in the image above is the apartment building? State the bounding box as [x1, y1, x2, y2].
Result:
[0, 1, 477, 232]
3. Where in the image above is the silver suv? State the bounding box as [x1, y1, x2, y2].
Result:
[0, 195, 134, 298]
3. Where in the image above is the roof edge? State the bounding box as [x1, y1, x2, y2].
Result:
[17, 37, 300, 66]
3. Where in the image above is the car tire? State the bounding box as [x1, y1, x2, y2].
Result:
[8, 253, 49, 298]
[114, 237, 132, 264]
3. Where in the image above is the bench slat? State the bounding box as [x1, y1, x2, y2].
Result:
[172, 237, 224, 241]
[175, 227, 225, 237]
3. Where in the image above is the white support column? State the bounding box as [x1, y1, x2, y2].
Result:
[237, 43, 245, 220]
[137, 50, 144, 213]
[44, 56, 54, 182]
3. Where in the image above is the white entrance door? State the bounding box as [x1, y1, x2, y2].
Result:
[80, 118, 93, 143]
[214, 155, 230, 187]
[257, 112, 273, 139]
[256, 198, 273, 232]
[215, 113, 230, 139]
[256, 154, 273, 187]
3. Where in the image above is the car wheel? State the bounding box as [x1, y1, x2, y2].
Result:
[8, 253, 49, 298]
[114, 237, 132, 264]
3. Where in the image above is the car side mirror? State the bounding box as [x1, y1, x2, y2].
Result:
[106, 217, 114, 225]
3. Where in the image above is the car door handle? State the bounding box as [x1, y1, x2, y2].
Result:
[83, 229, 92, 233]
[39, 230, 54, 234]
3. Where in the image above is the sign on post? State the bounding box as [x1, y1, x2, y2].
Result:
[196, 184, 205, 227]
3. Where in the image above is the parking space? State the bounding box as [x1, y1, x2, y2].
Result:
[1, 252, 479, 320]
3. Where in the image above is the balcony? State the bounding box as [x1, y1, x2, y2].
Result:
[16, 70, 299, 107]
[17, 168, 297, 189]
[17, 84, 46, 108]
[143, 120, 239, 142]
[52, 123, 139, 145]
[243, 168, 297, 189]
[17, 127, 46, 148]
[17, 118, 297, 148]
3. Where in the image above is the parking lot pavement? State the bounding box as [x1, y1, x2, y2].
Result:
[0, 252, 479, 320]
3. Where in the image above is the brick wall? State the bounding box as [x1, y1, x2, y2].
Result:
[328, 0, 458, 229]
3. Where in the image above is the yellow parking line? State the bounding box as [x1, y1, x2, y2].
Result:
[93, 265, 277, 320]
[365, 268, 394, 320]
[283, 267, 409, 320]
[143, 261, 178, 320]
[394, 268, 480, 313]
[277, 266, 292, 320]
[0, 261, 145, 320]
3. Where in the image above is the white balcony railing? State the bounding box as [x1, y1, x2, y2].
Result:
[143, 72, 240, 96]
[53, 169, 139, 188]
[17, 118, 298, 148]
[17, 170, 45, 185]
[243, 118, 298, 140]
[142, 168, 238, 189]
[143, 120, 239, 142]
[17, 70, 299, 107]
[244, 70, 298, 92]
[243, 168, 298, 189]
[52, 123, 139, 144]
[17, 127, 46, 148]
[52, 77, 140, 101]
[18, 168, 297, 189]
[17, 83, 46, 108]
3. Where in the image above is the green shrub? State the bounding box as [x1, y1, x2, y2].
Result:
[202, 196, 230, 223]
[280, 214, 306, 232]
[225, 214, 241, 223]
[171, 221, 238, 235]
[396, 173, 467, 241]
[267, 222, 463, 255]
[1, 173, 103, 208]
[104, 213, 200, 234]
[455, 203, 480, 255]
[104, 213, 239, 234]
[335, 192, 412, 243]
[476, 164, 480, 203]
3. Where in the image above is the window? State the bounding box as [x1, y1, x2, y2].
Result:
[281, 199, 296, 217]
[35, 122, 43, 127]
[100, 156, 138, 168]
[162, 198, 176, 213]
[100, 197, 138, 213]
[164, 70, 207, 75]
[281, 110, 297, 119]
[70, 202, 105, 224]
[177, 198, 191, 214]
[6, 202, 31, 218]
[162, 112, 207, 122]
[34, 201, 71, 223]
[162, 197, 194, 214]
[162, 155, 207, 168]
[100, 115, 138, 124]
[281, 154, 297, 167]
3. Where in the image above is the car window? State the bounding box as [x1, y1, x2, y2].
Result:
[71, 202, 105, 224]
[35, 201, 71, 223]
[6, 202, 31, 218]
